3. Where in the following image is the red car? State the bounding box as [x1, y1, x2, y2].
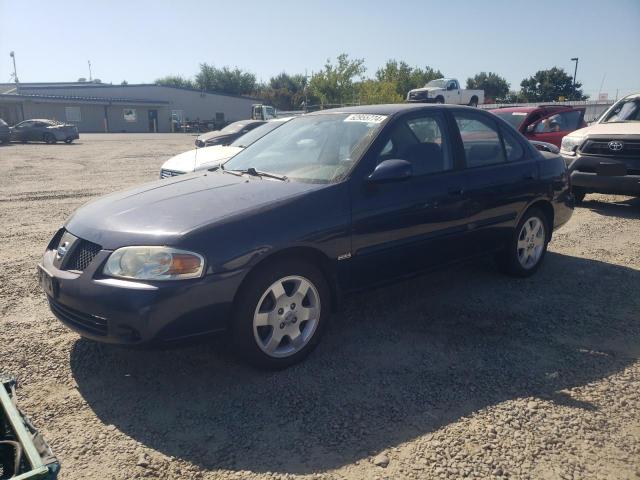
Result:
[489, 105, 586, 147]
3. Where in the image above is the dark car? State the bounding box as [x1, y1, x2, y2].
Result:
[561, 93, 640, 203]
[489, 105, 586, 148]
[10, 119, 79, 144]
[0, 119, 10, 144]
[194, 120, 266, 148]
[38, 104, 573, 368]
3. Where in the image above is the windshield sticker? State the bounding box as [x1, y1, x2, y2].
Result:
[512, 112, 527, 116]
[344, 114, 387, 124]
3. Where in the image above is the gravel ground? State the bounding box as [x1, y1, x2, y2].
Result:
[1, 134, 639, 480]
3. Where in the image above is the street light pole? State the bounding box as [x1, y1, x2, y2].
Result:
[570, 57, 579, 99]
[88, 60, 92, 82]
[9, 51, 19, 86]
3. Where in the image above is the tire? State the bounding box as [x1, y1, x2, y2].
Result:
[435, 96, 445, 104]
[232, 259, 330, 369]
[64, 137, 73, 144]
[43, 133, 56, 144]
[469, 96, 479, 107]
[573, 188, 586, 204]
[497, 207, 549, 277]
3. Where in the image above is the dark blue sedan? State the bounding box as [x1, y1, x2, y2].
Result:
[38, 104, 574, 368]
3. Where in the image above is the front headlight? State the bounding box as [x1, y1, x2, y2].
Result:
[103, 246, 205, 281]
[560, 136, 582, 156]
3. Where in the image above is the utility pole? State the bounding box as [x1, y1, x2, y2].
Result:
[88, 60, 92, 82]
[570, 57, 579, 99]
[9, 51, 19, 87]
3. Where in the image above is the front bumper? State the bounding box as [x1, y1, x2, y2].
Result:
[39, 248, 243, 345]
[566, 154, 640, 196]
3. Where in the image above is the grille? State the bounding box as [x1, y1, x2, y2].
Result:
[581, 139, 640, 157]
[65, 240, 102, 271]
[49, 299, 108, 336]
[160, 168, 185, 179]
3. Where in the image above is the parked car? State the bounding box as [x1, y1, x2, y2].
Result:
[194, 119, 266, 148]
[561, 93, 640, 203]
[10, 119, 79, 144]
[407, 78, 484, 106]
[38, 104, 573, 368]
[489, 105, 586, 148]
[0, 119, 10, 144]
[161, 118, 291, 178]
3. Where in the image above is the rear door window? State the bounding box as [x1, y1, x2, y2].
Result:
[500, 126, 525, 162]
[454, 112, 506, 168]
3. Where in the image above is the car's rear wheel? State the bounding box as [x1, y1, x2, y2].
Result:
[43, 133, 56, 144]
[498, 207, 549, 277]
[232, 259, 330, 369]
[469, 96, 479, 107]
[64, 137, 74, 144]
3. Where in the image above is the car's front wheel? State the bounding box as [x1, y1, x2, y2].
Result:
[573, 188, 586, 204]
[43, 133, 56, 144]
[232, 259, 330, 369]
[64, 137, 74, 144]
[498, 208, 549, 277]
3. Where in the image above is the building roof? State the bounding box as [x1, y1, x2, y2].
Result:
[0, 82, 264, 102]
[0, 92, 169, 105]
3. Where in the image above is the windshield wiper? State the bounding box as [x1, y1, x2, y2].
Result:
[219, 164, 243, 176]
[227, 167, 288, 181]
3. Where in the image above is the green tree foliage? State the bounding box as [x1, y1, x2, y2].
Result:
[520, 67, 588, 102]
[375, 60, 443, 97]
[357, 80, 403, 105]
[154, 75, 195, 89]
[308, 54, 366, 106]
[195, 64, 257, 95]
[258, 72, 308, 110]
[466, 72, 510, 102]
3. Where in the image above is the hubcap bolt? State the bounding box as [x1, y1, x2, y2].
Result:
[290, 303, 296, 310]
[279, 322, 285, 329]
[292, 317, 297, 323]
[278, 308, 284, 315]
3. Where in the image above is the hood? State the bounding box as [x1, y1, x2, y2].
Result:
[565, 122, 640, 138]
[65, 172, 321, 249]
[161, 146, 243, 172]
[197, 130, 233, 143]
[410, 86, 443, 93]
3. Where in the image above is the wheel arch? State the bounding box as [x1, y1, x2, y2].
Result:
[232, 246, 339, 313]
[519, 199, 555, 241]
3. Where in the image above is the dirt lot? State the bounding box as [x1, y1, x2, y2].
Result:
[1, 134, 639, 480]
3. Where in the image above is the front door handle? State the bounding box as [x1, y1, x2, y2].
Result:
[448, 187, 464, 196]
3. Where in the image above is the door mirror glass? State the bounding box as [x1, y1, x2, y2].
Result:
[526, 123, 536, 133]
[368, 159, 412, 183]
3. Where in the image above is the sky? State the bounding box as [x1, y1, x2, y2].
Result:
[1, 0, 639, 98]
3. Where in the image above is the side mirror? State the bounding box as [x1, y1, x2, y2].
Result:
[367, 159, 412, 183]
[526, 124, 536, 133]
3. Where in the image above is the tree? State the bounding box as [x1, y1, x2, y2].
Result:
[258, 72, 308, 110]
[466, 72, 510, 102]
[357, 80, 403, 105]
[154, 75, 195, 89]
[195, 64, 256, 95]
[308, 54, 366, 106]
[120, 80, 129, 85]
[376, 60, 443, 97]
[520, 67, 588, 102]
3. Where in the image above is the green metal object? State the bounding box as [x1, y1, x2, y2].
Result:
[0, 377, 60, 479]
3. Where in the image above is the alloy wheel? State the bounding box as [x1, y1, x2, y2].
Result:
[252, 275, 321, 358]
[517, 216, 545, 269]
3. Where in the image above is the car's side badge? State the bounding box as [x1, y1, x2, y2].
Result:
[337, 253, 352, 261]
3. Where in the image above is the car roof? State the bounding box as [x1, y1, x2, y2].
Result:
[307, 103, 469, 116]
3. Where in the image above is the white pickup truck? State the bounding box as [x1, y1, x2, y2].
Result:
[407, 78, 484, 107]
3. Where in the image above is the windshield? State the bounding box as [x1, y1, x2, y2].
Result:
[219, 121, 253, 134]
[601, 98, 640, 123]
[223, 113, 387, 183]
[426, 79, 447, 88]
[229, 121, 285, 148]
[492, 111, 528, 129]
